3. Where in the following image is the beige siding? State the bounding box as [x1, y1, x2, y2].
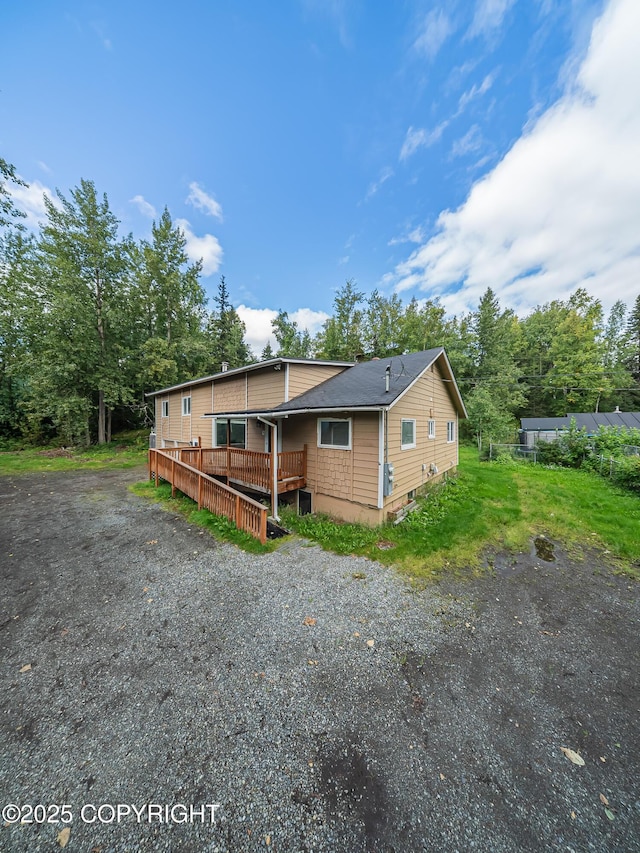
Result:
[212, 376, 246, 412]
[351, 414, 380, 507]
[247, 367, 286, 408]
[383, 363, 459, 512]
[287, 364, 348, 400]
[286, 412, 380, 514]
[247, 419, 266, 452]
[191, 384, 213, 446]
[313, 493, 383, 525]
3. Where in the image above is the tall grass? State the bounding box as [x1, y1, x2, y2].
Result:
[0, 430, 149, 474]
[282, 445, 640, 580]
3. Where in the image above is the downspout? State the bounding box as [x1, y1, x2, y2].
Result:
[258, 416, 279, 521]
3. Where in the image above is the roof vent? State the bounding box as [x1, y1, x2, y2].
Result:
[385, 364, 391, 393]
[221, 361, 229, 372]
[614, 405, 620, 413]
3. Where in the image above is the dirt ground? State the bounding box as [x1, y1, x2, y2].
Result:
[0, 467, 638, 852]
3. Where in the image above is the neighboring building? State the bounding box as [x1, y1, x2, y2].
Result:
[147, 349, 467, 525]
[520, 410, 640, 447]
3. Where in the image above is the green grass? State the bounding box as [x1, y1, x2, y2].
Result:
[129, 480, 277, 554]
[0, 430, 149, 474]
[281, 445, 640, 581]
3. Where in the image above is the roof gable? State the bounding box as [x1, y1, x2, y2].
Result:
[273, 348, 466, 416]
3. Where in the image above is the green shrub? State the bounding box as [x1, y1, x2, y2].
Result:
[612, 456, 640, 493]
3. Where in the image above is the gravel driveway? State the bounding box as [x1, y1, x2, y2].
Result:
[1, 467, 638, 852]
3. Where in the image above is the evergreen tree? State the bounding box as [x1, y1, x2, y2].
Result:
[206, 276, 253, 370]
[272, 310, 312, 358]
[315, 279, 364, 360]
[0, 157, 26, 230]
[545, 289, 609, 413]
[133, 208, 208, 392]
[624, 294, 640, 408]
[465, 288, 526, 448]
[361, 290, 403, 358]
[261, 341, 275, 361]
[33, 180, 133, 444]
[0, 231, 36, 435]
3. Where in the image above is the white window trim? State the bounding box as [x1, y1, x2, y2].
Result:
[317, 417, 352, 450]
[182, 395, 191, 416]
[161, 400, 169, 418]
[401, 418, 417, 450]
[447, 421, 456, 443]
[428, 419, 435, 439]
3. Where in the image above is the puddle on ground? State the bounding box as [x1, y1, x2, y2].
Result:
[534, 536, 555, 562]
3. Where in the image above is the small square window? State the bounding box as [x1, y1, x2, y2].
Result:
[161, 400, 169, 418]
[401, 419, 416, 449]
[318, 418, 351, 450]
[428, 419, 435, 439]
[447, 421, 456, 443]
[182, 396, 191, 416]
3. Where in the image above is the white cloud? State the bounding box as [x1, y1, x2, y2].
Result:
[400, 122, 448, 161]
[236, 305, 330, 355]
[468, 0, 516, 38]
[457, 72, 496, 111]
[413, 9, 454, 60]
[400, 71, 494, 164]
[9, 178, 59, 229]
[130, 195, 157, 219]
[290, 308, 330, 336]
[186, 182, 223, 221]
[388, 225, 427, 246]
[364, 166, 394, 201]
[236, 306, 278, 354]
[391, 0, 640, 316]
[175, 218, 223, 276]
[450, 124, 483, 158]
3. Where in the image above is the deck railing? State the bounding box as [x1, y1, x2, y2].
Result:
[162, 445, 306, 493]
[149, 449, 268, 544]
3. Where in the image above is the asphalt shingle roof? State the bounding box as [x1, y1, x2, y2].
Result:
[274, 348, 445, 412]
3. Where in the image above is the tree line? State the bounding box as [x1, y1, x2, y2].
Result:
[1, 161, 639, 447]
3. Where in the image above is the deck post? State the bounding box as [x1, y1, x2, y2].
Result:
[198, 472, 202, 511]
[171, 458, 176, 497]
[272, 422, 279, 521]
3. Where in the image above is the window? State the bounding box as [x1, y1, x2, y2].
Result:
[318, 418, 351, 450]
[182, 396, 191, 416]
[428, 419, 435, 439]
[215, 419, 246, 448]
[161, 400, 169, 418]
[447, 421, 456, 443]
[401, 418, 416, 449]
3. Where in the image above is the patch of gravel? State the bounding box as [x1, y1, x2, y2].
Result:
[0, 468, 638, 852]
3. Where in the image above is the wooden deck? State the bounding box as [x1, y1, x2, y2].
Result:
[149, 449, 268, 543]
[160, 445, 307, 495]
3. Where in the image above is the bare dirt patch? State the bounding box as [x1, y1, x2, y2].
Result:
[0, 468, 638, 852]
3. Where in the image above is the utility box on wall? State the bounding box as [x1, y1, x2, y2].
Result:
[383, 462, 394, 497]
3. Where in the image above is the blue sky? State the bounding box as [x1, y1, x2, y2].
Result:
[3, 0, 639, 353]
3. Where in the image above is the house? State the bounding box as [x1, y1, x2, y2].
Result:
[520, 410, 640, 448]
[147, 349, 467, 526]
